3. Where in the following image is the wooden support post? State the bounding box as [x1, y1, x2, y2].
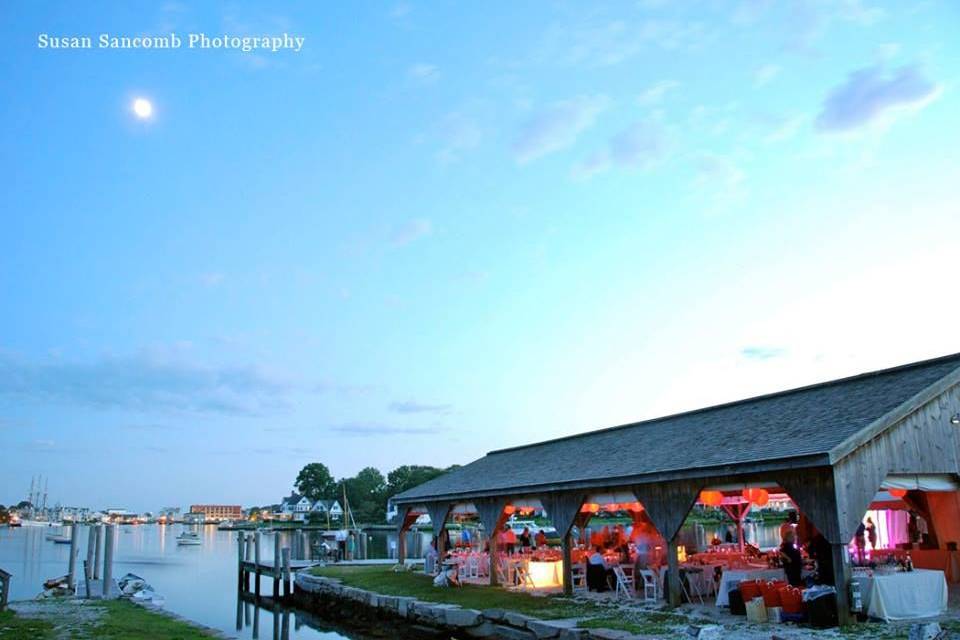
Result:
[273, 534, 281, 599]
[359, 532, 367, 560]
[282, 547, 291, 598]
[281, 608, 290, 640]
[102, 525, 115, 598]
[272, 602, 280, 639]
[254, 531, 262, 598]
[85, 526, 96, 581]
[561, 533, 573, 596]
[93, 525, 103, 580]
[398, 528, 407, 564]
[67, 524, 79, 591]
[235, 592, 243, 631]
[252, 601, 260, 639]
[237, 531, 245, 590]
[489, 533, 499, 587]
[832, 543, 853, 626]
[667, 538, 681, 607]
[82, 561, 91, 599]
[244, 534, 252, 590]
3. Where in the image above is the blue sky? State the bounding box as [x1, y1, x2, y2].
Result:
[2, 1, 959, 512]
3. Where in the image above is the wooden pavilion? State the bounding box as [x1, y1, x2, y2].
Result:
[392, 353, 960, 624]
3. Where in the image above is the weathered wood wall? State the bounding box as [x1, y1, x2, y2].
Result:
[832, 382, 960, 543]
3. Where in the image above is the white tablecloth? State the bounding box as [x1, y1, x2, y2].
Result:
[716, 568, 785, 607]
[852, 569, 947, 622]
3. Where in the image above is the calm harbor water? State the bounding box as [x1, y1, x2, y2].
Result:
[0, 524, 422, 640]
[1, 520, 783, 638]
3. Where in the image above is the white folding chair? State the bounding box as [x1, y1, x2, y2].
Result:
[571, 563, 587, 592]
[638, 569, 659, 602]
[466, 555, 480, 579]
[613, 565, 635, 599]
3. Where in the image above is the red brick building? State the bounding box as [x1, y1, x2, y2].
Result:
[189, 504, 242, 521]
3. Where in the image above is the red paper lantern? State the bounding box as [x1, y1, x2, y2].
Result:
[888, 488, 908, 498]
[625, 501, 643, 512]
[700, 491, 723, 507]
[742, 488, 769, 507]
[503, 505, 516, 515]
[580, 502, 600, 513]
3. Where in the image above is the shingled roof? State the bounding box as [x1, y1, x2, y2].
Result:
[394, 353, 960, 504]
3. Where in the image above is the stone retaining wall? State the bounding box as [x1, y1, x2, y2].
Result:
[293, 572, 592, 640]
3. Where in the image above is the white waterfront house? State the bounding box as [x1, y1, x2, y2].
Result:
[310, 499, 343, 522]
[280, 494, 313, 522]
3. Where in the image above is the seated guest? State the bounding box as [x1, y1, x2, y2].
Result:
[586, 546, 613, 592]
[779, 529, 803, 587]
[534, 529, 547, 548]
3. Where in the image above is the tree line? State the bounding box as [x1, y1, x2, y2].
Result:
[285, 462, 459, 525]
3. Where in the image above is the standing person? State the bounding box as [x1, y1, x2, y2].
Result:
[518, 526, 533, 550]
[807, 533, 835, 586]
[865, 517, 878, 550]
[500, 524, 517, 555]
[854, 522, 866, 564]
[779, 511, 798, 545]
[779, 529, 803, 587]
[347, 532, 356, 561]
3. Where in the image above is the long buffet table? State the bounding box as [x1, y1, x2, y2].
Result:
[851, 569, 948, 622]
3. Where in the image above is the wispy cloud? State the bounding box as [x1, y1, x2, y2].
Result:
[328, 422, 444, 437]
[388, 400, 453, 415]
[389, 218, 432, 246]
[815, 63, 940, 133]
[573, 121, 668, 179]
[753, 63, 781, 87]
[741, 346, 787, 360]
[0, 349, 297, 416]
[199, 272, 225, 287]
[408, 63, 439, 84]
[436, 113, 482, 164]
[513, 95, 610, 164]
[637, 80, 680, 106]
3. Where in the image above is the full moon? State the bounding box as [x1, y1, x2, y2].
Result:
[132, 98, 153, 119]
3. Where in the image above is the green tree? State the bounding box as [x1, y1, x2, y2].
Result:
[295, 463, 336, 502]
[339, 467, 387, 525]
[386, 465, 448, 497]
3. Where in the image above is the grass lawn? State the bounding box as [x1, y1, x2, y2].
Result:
[308, 564, 706, 637]
[93, 600, 217, 639]
[0, 599, 218, 639]
[0, 609, 54, 639]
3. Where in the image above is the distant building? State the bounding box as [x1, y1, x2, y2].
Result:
[310, 499, 343, 522]
[189, 505, 242, 522]
[279, 494, 312, 522]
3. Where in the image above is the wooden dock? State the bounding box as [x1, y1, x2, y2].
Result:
[237, 531, 317, 602]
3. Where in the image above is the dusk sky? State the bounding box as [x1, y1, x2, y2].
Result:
[2, 1, 959, 512]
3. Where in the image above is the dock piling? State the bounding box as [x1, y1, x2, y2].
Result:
[102, 524, 115, 598]
[67, 524, 79, 591]
[237, 531, 245, 590]
[85, 526, 96, 582]
[281, 547, 291, 598]
[93, 525, 103, 580]
[272, 534, 281, 599]
[254, 531, 262, 598]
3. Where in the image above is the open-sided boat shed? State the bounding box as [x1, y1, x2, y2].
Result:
[392, 353, 960, 623]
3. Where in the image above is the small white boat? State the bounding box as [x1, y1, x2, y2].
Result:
[176, 531, 202, 546]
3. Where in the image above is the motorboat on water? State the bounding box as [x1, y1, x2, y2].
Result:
[176, 531, 202, 546]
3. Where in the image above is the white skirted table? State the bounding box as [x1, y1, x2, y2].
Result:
[851, 569, 948, 622]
